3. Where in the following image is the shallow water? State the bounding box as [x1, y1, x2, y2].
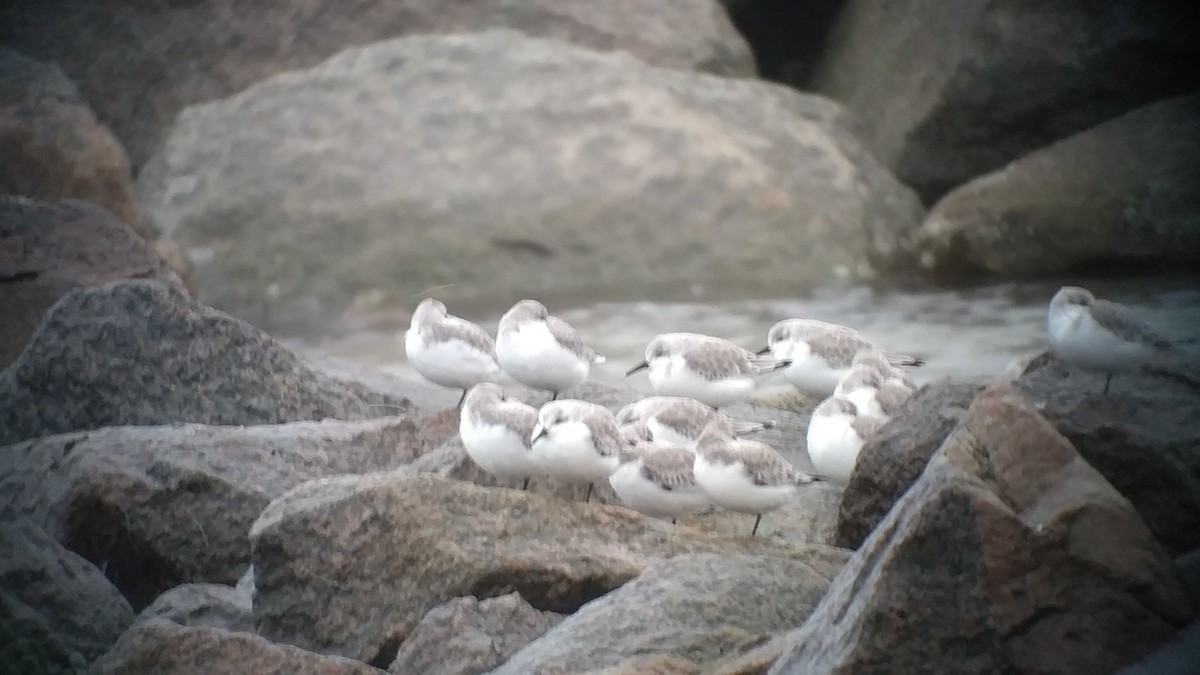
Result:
[284, 275, 1200, 394]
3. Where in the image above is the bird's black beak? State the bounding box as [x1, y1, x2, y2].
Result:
[531, 426, 548, 444]
[625, 360, 649, 377]
[755, 345, 772, 356]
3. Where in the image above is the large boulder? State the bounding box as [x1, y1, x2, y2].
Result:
[0, 198, 179, 368]
[0, 279, 417, 446]
[1014, 350, 1200, 557]
[492, 553, 836, 673]
[908, 94, 1200, 281]
[388, 593, 563, 675]
[771, 383, 1193, 673]
[92, 619, 383, 675]
[0, 416, 422, 609]
[835, 381, 981, 549]
[0, 518, 134, 669]
[137, 30, 923, 329]
[248, 472, 849, 664]
[0, 50, 140, 229]
[1, 0, 753, 168]
[810, 1, 1200, 203]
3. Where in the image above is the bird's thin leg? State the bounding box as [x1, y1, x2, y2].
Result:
[671, 518, 677, 525]
[456, 389, 468, 410]
[751, 514, 763, 537]
[551, 390, 560, 401]
[522, 477, 530, 491]
[585, 483, 594, 503]
[1103, 373, 1113, 395]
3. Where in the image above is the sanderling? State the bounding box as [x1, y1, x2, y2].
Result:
[850, 350, 916, 389]
[530, 399, 621, 502]
[608, 441, 710, 523]
[459, 383, 538, 490]
[404, 298, 502, 408]
[1048, 285, 1194, 394]
[805, 395, 885, 485]
[693, 419, 819, 536]
[758, 319, 922, 396]
[833, 365, 913, 422]
[497, 299, 605, 400]
[615, 396, 775, 446]
[626, 333, 791, 409]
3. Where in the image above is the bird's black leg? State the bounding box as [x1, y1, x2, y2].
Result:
[456, 389, 468, 410]
[671, 518, 677, 525]
[551, 390, 560, 401]
[522, 477, 530, 491]
[751, 514, 763, 537]
[1103, 373, 1113, 395]
[585, 483, 593, 503]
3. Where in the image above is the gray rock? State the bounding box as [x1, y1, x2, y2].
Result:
[248, 472, 849, 664]
[134, 583, 254, 634]
[137, 30, 922, 329]
[92, 618, 383, 674]
[0, 416, 423, 609]
[0, 198, 180, 369]
[0, 50, 140, 230]
[0, 279, 416, 446]
[1014, 350, 1200, 556]
[908, 94, 1200, 281]
[493, 553, 836, 673]
[1118, 620, 1200, 675]
[0, 517, 134, 665]
[388, 593, 563, 675]
[835, 381, 981, 549]
[771, 383, 1192, 674]
[2, 0, 754, 167]
[811, 1, 1200, 203]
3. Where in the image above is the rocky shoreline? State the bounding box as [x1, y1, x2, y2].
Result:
[2, 278, 1197, 674]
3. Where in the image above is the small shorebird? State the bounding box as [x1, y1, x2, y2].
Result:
[496, 299, 605, 401]
[805, 395, 885, 485]
[833, 364, 913, 422]
[458, 383, 538, 490]
[404, 298, 501, 409]
[615, 396, 774, 446]
[758, 319, 922, 396]
[608, 440, 710, 523]
[626, 333, 791, 409]
[530, 399, 621, 502]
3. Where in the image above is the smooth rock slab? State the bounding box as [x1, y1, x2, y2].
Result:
[388, 593, 563, 675]
[249, 472, 849, 664]
[92, 618, 383, 675]
[771, 383, 1192, 674]
[0, 517, 134, 666]
[137, 30, 921, 328]
[493, 553, 835, 673]
[0, 416, 422, 609]
[0, 279, 415, 446]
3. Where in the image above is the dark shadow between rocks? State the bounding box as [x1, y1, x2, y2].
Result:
[468, 569, 615, 616]
[724, 0, 844, 85]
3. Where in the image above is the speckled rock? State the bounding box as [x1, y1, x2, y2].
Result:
[0, 50, 140, 229]
[92, 618, 382, 674]
[835, 381, 981, 549]
[493, 553, 835, 673]
[0, 416, 421, 609]
[581, 654, 701, 674]
[133, 583, 253, 634]
[0, 518, 133, 668]
[1014, 350, 1200, 556]
[137, 30, 922, 329]
[249, 472, 849, 664]
[772, 383, 1193, 674]
[810, 1, 1200, 203]
[909, 94, 1200, 281]
[0, 198, 180, 368]
[388, 593, 563, 675]
[0, 279, 416, 446]
[2, 0, 754, 167]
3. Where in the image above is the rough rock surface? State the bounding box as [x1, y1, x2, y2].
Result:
[0, 49, 140, 229]
[133, 583, 254, 634]
[0, 416, 422, 609]
[811, 1, 1200, 202]
[249, 472, 849, 664]
[835, 381, 981, 549]
[388, 593, 563, 675]
[137, 30, 922, 329]
[0, 518, 134, 666]
[772, 383, 1193, 673]
[1014, 350, 1200, 556]
[92, 618, 383, 674]
[493, 553, 835, 673]
[909, 94, 1200, 281]
[1, 0, 753, 167]
[0, 198, 179, 368]
[0, 279, 416, 446]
